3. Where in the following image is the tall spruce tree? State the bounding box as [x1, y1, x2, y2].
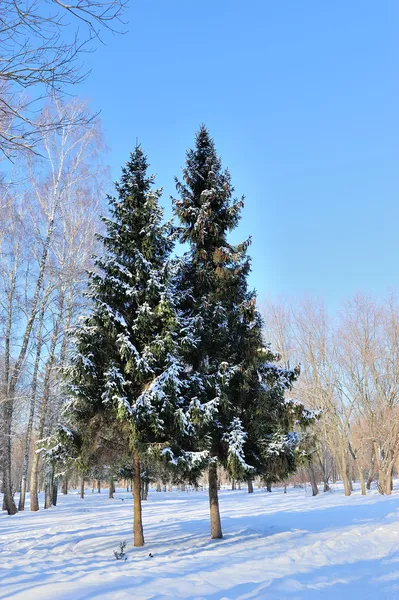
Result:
[174, 126, 314, 537]
[173, 126, 261, 538]
[64, 146, 192, 546]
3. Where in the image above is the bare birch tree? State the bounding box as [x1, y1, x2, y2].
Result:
[0, 0, 127, 159]
[1, 97, 104, 514]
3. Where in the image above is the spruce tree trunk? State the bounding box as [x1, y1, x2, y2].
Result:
[140, 479, 144, 500]
[208, 462, 223, 539]
[52, 478, 58, 506]
[109, 476, 114, 499]
[80, 478, 85, 499]
[266, 482, 272, 492]
[247, 478, 254, 494]
[142, 480, 148, 500]
[231, 478, 236, 490]
[156, 480, 161, 492]
[97, 479, 101, 493]
[133, 452, 144, 546]
[62, 477, 68, 495]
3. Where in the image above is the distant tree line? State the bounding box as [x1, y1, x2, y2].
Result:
[265, 294, 399, 497]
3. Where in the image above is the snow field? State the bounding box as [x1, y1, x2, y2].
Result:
[2, 484, 399, 599]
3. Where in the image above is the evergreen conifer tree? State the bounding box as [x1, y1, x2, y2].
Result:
[174, 126, 314, 537]
[63, 146, 192, 546]
[173, 126, 261, 537]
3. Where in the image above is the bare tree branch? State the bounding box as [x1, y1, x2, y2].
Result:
[0, 0, 127, 159]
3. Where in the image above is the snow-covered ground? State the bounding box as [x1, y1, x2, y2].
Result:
[2, 484, 399, 599]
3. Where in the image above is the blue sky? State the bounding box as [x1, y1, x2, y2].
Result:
[79, 0, 398, 309]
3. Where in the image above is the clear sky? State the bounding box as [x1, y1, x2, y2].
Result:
[79, 0, 398, 309]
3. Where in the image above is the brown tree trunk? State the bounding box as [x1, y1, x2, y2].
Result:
[308, 463, 319, 496]
[317, 453, 330, 492]
[382, 464, 394, 495]
[133, 451, 144, 546]
[247, 478, 254, 494]
[142, 480, 149, 500]
[52, 478, 58, 506]
[342, 471, 351, 496]
[208, 462, 223, 539]
[29, 451, 41, 511]
[359, 468, 366, 495]
[348, 443, 366, 496]
[97, 479, 101, 493]
[44, 463, 53, 509]
[109, 476, 114, 499]
[80, 478, 85, 499]
[340, 451, 351, 496]
[62, 477, 68, 495]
